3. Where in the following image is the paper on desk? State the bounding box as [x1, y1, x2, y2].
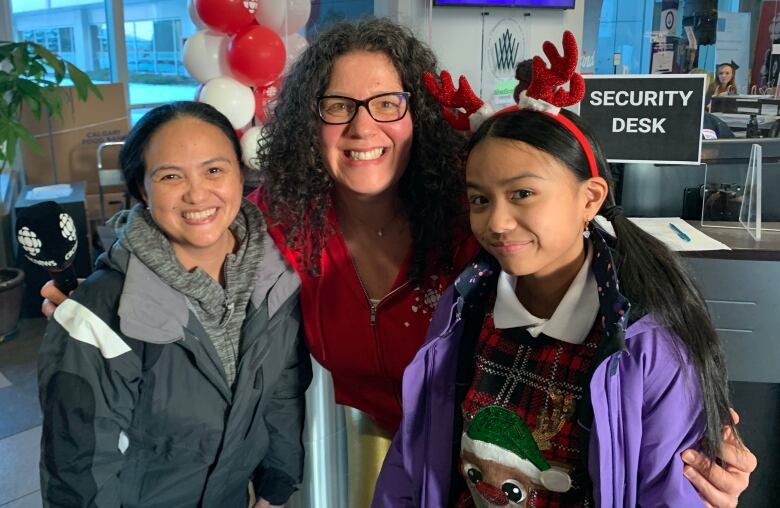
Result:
[25, 184, 73, 200]
[594, 217, 731, 251]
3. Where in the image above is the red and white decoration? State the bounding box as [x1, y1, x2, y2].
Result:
[184, 0, 311, 169]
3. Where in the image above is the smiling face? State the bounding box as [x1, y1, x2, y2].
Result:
[141, 116, 244, 265]
[466, 137, 605, 278]
[318, 50, 413, 200]
[717, 65, 734, 85]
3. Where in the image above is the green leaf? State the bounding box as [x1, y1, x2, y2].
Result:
[39, 87, 63, 120]
[28, 60, 48, 80]
[66, 62, 92, 101]
[11, 45, 26, 73]
[16, 79, 44, 112]
[21, 93, 42, 118]
[4, 130, 18, 166]
[10, 121, 41, 154]
[63, 61, 102, 101]
[32, 43, 66, 82]
[0, 42, 15, 62]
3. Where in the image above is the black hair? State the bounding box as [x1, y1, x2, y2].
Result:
[120, 101, 242, 204]
[258, 17, 468, 279]
[467, 109, 736, 461]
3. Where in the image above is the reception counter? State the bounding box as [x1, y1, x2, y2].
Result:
[621, 135, 780, 506]
[679, 225, 779, 507]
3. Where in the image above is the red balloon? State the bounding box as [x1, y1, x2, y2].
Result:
[228, 25, 286, 87]
[253, 80, 280, 123]
[195, 0, 255, 35]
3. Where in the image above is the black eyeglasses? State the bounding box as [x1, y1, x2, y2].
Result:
[317, 92, 411, 125]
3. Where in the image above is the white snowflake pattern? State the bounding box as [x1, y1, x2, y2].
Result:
[17, 226, 41, 257]
[59, 213, 77, 242]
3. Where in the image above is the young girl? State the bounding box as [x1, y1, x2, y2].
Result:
[708, 61, 738, 97]
[373, 33, 740, 507]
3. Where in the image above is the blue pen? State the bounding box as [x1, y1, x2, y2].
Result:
[669, 222, 691, 242]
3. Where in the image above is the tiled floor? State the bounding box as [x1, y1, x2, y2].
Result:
[0, 319, 46, 508]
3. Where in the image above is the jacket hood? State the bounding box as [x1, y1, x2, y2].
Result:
[94, 202, 300, 345]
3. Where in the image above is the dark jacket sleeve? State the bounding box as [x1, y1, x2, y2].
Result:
[38, 287, 142, 508]
[253, 302, 312, 504]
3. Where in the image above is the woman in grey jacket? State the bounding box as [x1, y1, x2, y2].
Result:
[38, 101, 311, 508]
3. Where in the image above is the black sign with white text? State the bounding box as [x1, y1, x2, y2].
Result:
[579, 75, 705, 164]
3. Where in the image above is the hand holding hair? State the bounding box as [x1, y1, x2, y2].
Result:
[681, 409, 757, 508]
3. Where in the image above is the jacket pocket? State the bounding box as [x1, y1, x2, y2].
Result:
[243, 366, 265, 440]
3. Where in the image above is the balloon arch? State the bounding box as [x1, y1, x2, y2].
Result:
[184, 0, 312, 169]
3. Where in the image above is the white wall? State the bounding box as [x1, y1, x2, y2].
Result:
[383, 1, 585, 108]
[430, 5, 585, 95]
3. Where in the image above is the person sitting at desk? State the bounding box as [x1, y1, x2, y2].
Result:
[708, 61, 738, 98]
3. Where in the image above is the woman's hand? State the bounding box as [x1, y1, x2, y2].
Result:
[681, 410, 757, 508]
[252, 498, 282, 508]
[40, 279, 80, 318]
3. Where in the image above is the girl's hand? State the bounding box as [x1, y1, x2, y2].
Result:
[681, 410, 757, 508]
[40, 279, 80, 318]
[252, 499, 282, 508]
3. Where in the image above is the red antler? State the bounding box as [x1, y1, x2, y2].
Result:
[525, 30, 584, 108]
[423, 70, 485, 131]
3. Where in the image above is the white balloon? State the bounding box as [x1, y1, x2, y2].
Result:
[284, 0, 311, 34]
[255, 0, 286, 33]
[183, 30, 231, 84]
[200, 77, 255, 129]
[283, 33, 308, 73]
[255, 0, 310, 35]
[240, 125, 267, 171]
[188, 0, 206, 29]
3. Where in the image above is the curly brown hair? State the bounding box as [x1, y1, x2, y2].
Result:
[258, 17, 468, 279]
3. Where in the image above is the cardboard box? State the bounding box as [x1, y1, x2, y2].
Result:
[86, 191, 134, 254]
[20, 83, 129, 194]
[85, 191, 131, 223]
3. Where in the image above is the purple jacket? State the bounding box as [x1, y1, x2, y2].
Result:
[373, 231, 706, 507]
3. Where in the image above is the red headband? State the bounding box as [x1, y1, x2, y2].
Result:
[513, 30, 598, 178]
[424, 31, 599, 179]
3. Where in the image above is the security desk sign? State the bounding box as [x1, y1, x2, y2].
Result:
[579, 75, 705, 165]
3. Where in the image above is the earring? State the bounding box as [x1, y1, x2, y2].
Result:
[582, 218, 591, 239]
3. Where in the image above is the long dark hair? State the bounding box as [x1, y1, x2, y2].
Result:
[258, 17, 468, 278]
[467, 109, 736, 460]
[120, 101, 242, 205]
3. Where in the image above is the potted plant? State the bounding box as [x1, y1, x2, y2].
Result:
[0, 40, 102, 171]
[0, 41, 101, 337]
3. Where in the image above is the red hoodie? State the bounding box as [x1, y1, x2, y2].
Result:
[248, 189, 479, 432]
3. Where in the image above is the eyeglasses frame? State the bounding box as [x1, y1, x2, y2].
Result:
[316, 91, 412, 125]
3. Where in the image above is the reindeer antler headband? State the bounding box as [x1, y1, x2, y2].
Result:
[424, 31, 598, 178]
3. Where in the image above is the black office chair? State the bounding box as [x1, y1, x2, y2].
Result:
[703, 112, 735, 139]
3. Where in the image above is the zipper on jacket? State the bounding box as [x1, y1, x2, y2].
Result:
[349, 254, 410, 327]
[369, 302, 377, 325]
[348, 253, 411, 409]
[220, 301, 235, 327]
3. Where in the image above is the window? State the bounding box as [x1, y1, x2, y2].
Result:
[8, 0, 377, 121]
[11, 0, 112, 84]
[16, 27, 76, 62]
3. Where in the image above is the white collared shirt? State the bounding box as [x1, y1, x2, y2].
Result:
[492, 246, 599, 345]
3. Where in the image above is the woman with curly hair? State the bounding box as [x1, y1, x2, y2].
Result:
[42, 18, 756, 507]
[246, 17, 480, 504]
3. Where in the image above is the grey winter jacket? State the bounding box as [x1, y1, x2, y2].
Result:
[38, 229, 311, 507]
